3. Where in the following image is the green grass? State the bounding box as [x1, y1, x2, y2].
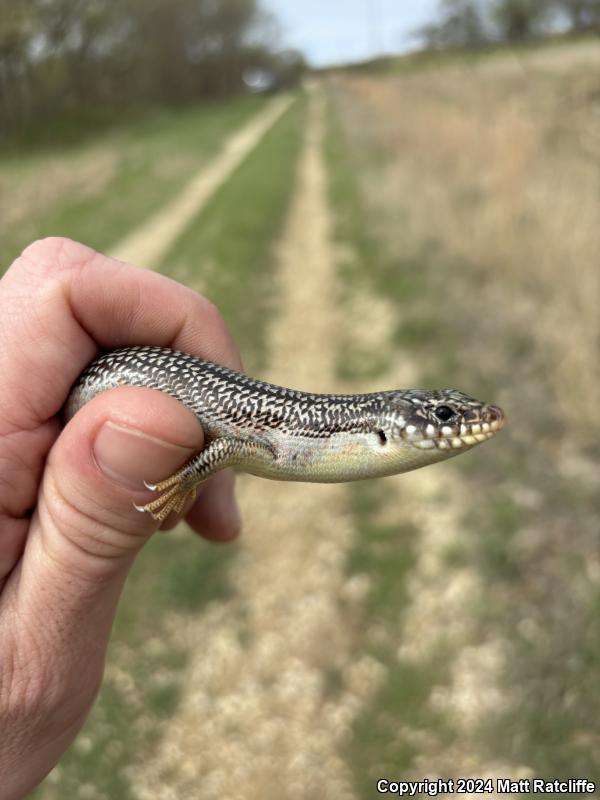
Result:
[160, 96, 305, 374]
[1, 96, 268, 268]
[340, 475, 457, 793]
[342, 480, 445, 793]
[3, 104, 219, 154]
[323, 95, 394, 382]
[462, 493, 523, 582]
[350, 660, 454, 796]
[345, 483, 417, 623]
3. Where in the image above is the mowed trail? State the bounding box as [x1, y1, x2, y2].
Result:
[109, 95, 292, 268]
[131, 86, 386, 800]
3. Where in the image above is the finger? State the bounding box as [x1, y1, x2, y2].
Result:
[0, 237, 242, 571]
[185, 469, 241, 542]
[12, 386, 203, 601]
[2, 237, 242, 429]
[0, 419, 58, 579]
[157, 495, 196, 532]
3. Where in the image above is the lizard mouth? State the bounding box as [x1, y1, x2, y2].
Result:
[411, 404, 505, 451]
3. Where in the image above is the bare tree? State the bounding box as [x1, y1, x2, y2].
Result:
[491, 0, 554, 41]
[417, 0, 488, 49]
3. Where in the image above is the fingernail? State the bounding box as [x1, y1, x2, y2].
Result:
[94, 422, 194, 489]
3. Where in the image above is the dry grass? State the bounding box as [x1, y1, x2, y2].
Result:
[333, 51, 600, 441]
[328, 41, 600, 779]
[0, 146, 119, 252]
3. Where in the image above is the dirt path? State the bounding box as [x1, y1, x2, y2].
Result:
[130, 83, 379, 800]
[109, 95, 292, 268]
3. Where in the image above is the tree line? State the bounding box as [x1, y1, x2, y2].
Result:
[418, 0, 600, 50]
[0, 0, 304, 137]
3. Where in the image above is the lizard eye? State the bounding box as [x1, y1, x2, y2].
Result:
[434, 405, 454, 422]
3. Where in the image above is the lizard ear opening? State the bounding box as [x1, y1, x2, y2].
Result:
[377, 430, 387, 446]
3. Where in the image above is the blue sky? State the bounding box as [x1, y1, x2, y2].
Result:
[262, 0, 441, 66]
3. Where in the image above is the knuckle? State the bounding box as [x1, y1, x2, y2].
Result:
[0, 623, 62, 723]
[19, 237, 96, 276]
[191, 292, 225, 331]
[41, 469, 153, 574]
[194, 295, 243, 370]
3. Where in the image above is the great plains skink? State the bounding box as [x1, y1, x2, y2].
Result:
[65, 346, 505, 521]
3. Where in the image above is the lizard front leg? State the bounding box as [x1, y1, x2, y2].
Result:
[136, 436, 276, 522]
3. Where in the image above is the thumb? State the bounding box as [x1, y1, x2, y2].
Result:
[15, 386, 203, 626]
[0, 387, 204, 790]
[39, 385, 203, 574]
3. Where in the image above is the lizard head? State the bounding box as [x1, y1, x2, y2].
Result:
[386, 388, 505, 457]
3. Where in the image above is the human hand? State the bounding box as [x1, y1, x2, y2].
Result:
[0, 238, 242, 799]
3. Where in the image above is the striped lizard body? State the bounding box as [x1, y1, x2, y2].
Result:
[65, 346, 505, 521]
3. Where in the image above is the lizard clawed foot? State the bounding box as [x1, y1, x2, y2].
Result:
[134, 478, 197, 522]
[132, 436, 271, 523]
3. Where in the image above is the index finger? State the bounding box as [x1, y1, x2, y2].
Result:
[1, 237, 242, 427]
[0, 236, 242, 522]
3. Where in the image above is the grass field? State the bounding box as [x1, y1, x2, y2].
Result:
[13, 35, 600, 799]
[0, 96, 268, 269]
